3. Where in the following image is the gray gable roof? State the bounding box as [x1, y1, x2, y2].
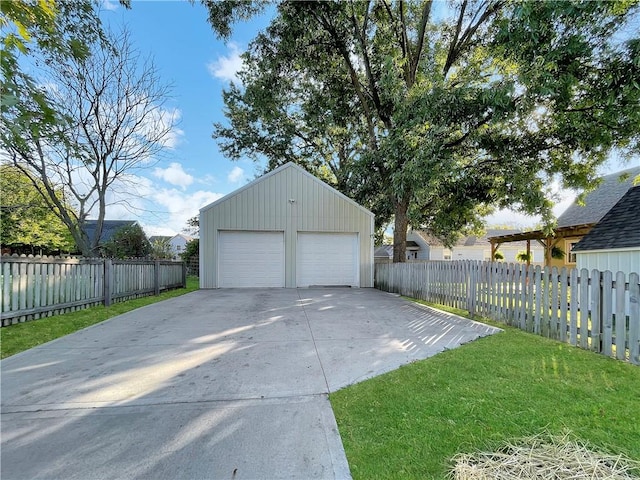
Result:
[374, 245, 393, 258]
[557, 166, 640, 227]
[82, 219, 138, 245]
[414, 229, 528, 248]
[572, 185, 640, 252]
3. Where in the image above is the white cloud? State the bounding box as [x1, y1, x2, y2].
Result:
[484, 209, 540, 229]
[227, 166, 245, 184]
[102, 0, 119, 11]
[151, 188, 225, 234]
[153, 162, 194, 189]
[207, 42, 244, 84]
[159, 107, 184, 150]
[137, 105, 183, 151]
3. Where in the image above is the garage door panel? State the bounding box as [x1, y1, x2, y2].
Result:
[297, 233, 358, 287]
[219, 231, 284, 287]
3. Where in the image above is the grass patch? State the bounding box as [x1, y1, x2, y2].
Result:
[330, 298, 640, 480]
[0, 276, 199, 359]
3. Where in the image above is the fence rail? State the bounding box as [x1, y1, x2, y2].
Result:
[375, 261, 640, 365]
[1, 254, 186, 326]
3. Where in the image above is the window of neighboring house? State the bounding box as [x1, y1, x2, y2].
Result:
[443, 249, 452, 260]
[176, 245, 182, 251]
[406, 251, 418, 260]
[566, 241, 578, 264]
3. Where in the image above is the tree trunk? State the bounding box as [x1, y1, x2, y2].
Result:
[393, 199, 409, 263]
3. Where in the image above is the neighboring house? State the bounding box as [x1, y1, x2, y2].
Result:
[169, 234, 194, 257]
[374, 245, 393, 262]
[199, 162, 374, 288]
[572, 185, 640, 277]
[488, 166, 640, 267]
[374, 229, 543, 263]
[149, 234, 194, 259]
[407, 229, 544, 263]
[82, 219, 139, 249]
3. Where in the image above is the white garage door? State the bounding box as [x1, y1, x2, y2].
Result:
[218, 231, 284, 287]
[297, 233, 358, 287]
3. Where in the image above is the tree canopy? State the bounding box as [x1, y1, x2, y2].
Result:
[205, 0, 640, 261]
[102, 224, 151, 259]
[0, 164, 75, 254]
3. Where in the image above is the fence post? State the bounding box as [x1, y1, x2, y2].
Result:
[182, 262, 187, 288]
[104, 259, 112, 307]
[467, 261, 476, 319]
[154, 260, 161, 296]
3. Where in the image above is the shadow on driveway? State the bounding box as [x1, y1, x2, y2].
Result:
[1, 288, 500, 480]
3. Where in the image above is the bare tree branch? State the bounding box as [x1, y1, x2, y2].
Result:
[3, 27, 175, 255]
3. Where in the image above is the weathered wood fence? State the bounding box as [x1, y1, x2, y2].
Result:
[1, 254, 187, 326]
[376, 261, 640, 365]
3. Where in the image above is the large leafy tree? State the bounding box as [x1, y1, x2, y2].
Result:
[205, 0, 640, 262]
[0, 165, 75, 254]
[3, 27, 175, 256]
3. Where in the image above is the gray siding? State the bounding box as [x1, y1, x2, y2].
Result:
[200, 163, 374, 288]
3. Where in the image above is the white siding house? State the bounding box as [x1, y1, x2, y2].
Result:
[407, 229, 544, 264]
[573, 185, 640, 277]
[199, 162, 374, 288]
[169, 234, 193, 257]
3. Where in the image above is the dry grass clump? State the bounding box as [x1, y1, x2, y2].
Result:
[450, 433, 640, 480]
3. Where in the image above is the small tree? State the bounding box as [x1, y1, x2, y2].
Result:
[150, 238, 174, 260]
[102, 224, 150, 259]
[181, 238, 199, 276]
[183, 216, 199, 237]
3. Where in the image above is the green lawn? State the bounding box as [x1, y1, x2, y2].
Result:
[330, 299, 640, 480]
[0, 276, 199, 359]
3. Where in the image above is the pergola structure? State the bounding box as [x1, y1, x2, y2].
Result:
[488, 224, 595, 267]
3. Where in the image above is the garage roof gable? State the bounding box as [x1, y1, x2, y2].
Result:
[200, 162, 373, 218]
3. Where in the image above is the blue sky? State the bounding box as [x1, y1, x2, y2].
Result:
[98, 0, 636, 236]
[99, 0, 274, 236]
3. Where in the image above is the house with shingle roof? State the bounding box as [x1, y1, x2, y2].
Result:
[408, 229, 544, 263]
[488, 166, 640, 267]
[572, 185, 640, 276]
[149, 234, 194, 259]
[82, 219, 139, 247]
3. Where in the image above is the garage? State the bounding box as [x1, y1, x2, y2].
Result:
[297, 233, 358, 287]
[218, 231, 284, 287]
[199, 162, 374, 288]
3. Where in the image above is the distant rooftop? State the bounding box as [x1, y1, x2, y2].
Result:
[414, 229, 529, 248]
[82, 220, 138, 245]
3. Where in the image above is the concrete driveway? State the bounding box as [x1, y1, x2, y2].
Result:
[1, 288, 500, 480]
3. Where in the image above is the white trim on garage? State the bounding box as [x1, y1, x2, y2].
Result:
[297, 232, 359, 287]
[218, 231, 285, 288]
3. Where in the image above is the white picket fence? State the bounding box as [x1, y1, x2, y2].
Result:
[376, 261, 640, 365]
[1, 254, 186, 326]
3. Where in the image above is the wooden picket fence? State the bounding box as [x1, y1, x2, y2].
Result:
[1, 254, 186, 326]
[375, 260, 640, 365]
